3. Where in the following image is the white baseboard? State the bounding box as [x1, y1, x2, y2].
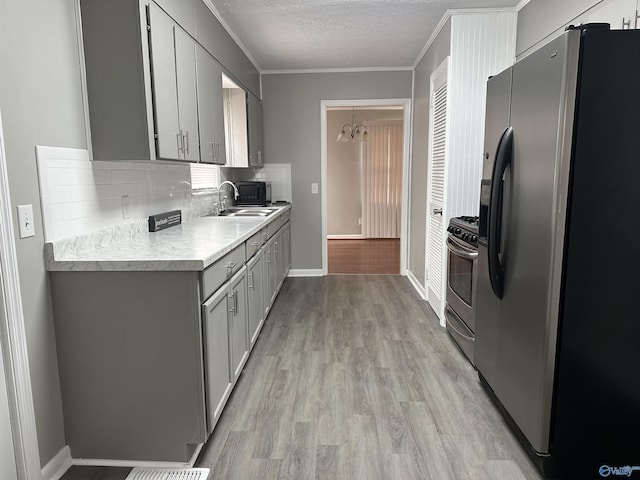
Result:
[407, 269, 426, 300]
[287, 269, 323, 277]
[72, 458, 192, 468]
[326, 234, 364, 239]
[42, 446, 72, 480]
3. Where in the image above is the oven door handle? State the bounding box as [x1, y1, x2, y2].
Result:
[446, 237, 478, 260]
[445, 306, 475, 342]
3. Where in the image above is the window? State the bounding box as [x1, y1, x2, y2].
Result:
[190, 163, 220, 191]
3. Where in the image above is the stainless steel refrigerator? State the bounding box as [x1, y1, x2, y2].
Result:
[476, 24, 640, 480]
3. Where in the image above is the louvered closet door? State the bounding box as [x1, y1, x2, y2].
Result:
[426, 58, 449, 321]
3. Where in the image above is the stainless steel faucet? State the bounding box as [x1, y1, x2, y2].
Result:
[218, 181, 239, 212]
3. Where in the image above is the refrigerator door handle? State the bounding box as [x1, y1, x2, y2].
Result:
[488, 126, 513, 299]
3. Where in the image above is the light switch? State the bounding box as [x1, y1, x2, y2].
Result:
[311, 183, 319, 194]
[17, 204, 35, 238]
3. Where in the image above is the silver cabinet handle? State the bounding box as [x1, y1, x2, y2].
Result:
[252, 241, 260, 253]
[249, 272, 254, 290]
[209, 141, 215, 161]
[234, 289, 238, 315]
[183, 131, 189, 155]
[257, 150, 262, 164]
[266, 251, 271, 263]
[432, 208, 443, 215]
[226, 262, 238, 276]
[274, 241, 278, 254]
[229, 291, 235, 314]
[176, 131, 183, 153]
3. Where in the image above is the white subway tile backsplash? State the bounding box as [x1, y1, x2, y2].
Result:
[36, 146, 290, 242]
[36, 146, 201, 242]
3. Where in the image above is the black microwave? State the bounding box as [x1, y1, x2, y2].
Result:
[236, 181, 271, 206]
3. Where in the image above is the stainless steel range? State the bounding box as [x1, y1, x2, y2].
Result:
[445, 215, 478, 365]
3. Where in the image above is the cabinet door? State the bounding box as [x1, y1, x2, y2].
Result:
[247, 252, 264, 349]
[229, 268, 248, 380]
[248, 93, 263, 166]
[174, 27, 199, 162]
[202, 286, 232, 435]
[148, 4, 180, 160]
[583, 0, 638, 29]
[154, 0, 196, 36]
[282, 222, 290, 278]
[196, 47, 226, 164]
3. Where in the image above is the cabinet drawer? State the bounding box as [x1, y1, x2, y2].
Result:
[245, 229, 263, 260]
[201, 244, 246, 300]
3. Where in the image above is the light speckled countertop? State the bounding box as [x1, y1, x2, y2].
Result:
[44, 205, 291, 272]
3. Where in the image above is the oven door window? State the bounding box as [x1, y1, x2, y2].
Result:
[448, 251, 473, 306]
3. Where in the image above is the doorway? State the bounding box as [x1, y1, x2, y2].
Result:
[320, 99, 411, 276]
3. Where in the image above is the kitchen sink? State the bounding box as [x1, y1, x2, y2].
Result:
[209, 207, 278, 217]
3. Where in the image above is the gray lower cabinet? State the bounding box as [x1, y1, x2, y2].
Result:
[50, 271, 207, 462]
[196, 46, 226, 164]
[202, 282, 232, 435]
[49, 211, 291, 463]
[247, 251, 265, 349]
[228, 268, 249, 381]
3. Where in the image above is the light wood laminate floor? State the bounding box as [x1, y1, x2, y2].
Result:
[328, 239, 400, 275]
[196, 276, 543, 480]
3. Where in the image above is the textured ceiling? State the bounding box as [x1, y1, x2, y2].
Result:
[209, 0, 521, 71]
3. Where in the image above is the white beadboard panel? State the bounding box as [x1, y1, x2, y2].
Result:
[35, 146, 217, 242]
[447, 12, 516, 218]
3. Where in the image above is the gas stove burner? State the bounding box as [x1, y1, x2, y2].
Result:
[456, 215, 479, 225]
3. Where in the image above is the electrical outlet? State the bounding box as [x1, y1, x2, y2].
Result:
[17, 204, 35, 238]
[311, 183, 319, 194]
[121, 196, 131, 219]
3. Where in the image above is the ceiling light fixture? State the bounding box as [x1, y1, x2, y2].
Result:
[336, 108, 368, 142]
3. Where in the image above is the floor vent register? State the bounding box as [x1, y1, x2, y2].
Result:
[125, 468, 210, 480]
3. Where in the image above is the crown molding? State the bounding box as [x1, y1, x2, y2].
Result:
[262, 66, 413, 75]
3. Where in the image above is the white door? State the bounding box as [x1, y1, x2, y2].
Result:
[425, 58, 450, 323]
[0, 267, 18, 480]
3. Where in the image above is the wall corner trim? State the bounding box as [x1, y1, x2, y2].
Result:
[407, 269, 426, 300]
[41, 446, 72, 480]
[0, 114, 42, 479]
[287, 269, 324, 277]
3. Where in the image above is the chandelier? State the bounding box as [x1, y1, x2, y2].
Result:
[336, 108, 368, 142]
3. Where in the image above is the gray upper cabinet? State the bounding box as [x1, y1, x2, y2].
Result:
[582, 0, 639, 29]
[80, 0, 199, 162]
[196, 46, 226, 164]
[247, 92, 264, 166]
[148, 3, 198, 162]
[174, 26, 199, 161]
[153, 0, 196, 36]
